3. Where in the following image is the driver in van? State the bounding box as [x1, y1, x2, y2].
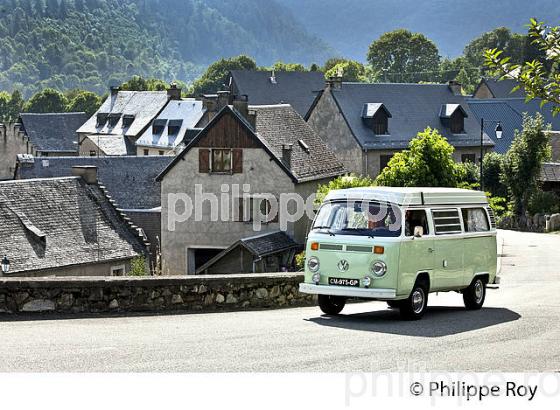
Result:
[405, 210, 427, 236]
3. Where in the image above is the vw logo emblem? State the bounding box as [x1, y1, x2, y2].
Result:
[337, 259, 349, 272]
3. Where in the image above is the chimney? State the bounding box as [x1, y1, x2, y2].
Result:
[110, 85, 119, 97]
[448, 80, 463, 95]
[326, 76, 343, 90]
[282, 144, 293, 169]
[72, 165, 97, 184]
[167, 83, 181, 100]
[247, 109, 257, 130]
[217, 90, 231, 110]
[269, 70, 277, 84]
[232, 94, 249, 120]
[201, 94, 218, 112]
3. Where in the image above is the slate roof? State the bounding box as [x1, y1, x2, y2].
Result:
[15, 156, 171, 210]
[251, 104, 346, 182]
[136, 99, 205, 149]
[0, 177, 147, 275]
[84, 135, 136, 156]
[77, 91, 169, 137]
[229, 70, 325, 117]
[157, 104, 345, 183]
[540, 162, 560, 182]
[468, 98, 560, 154]
[19, 112, 87, 153]
[329, 83, 494, 150]
[195, 231, 297, 274]
[475, 78, 526, 98]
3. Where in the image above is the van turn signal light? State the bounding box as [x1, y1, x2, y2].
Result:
[373, 246, 384, 254]
[310, 242, 319, 251]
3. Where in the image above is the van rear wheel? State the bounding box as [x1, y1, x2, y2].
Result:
[399, 283, 428, 320]
[318, 295, 346, 315]
[463, 277, 486, 310]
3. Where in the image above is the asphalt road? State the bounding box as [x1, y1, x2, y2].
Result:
[1, 230, 559, 372]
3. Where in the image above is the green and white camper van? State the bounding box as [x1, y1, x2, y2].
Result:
[299, 187, 499, 320]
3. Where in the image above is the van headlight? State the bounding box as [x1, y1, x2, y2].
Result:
[371, 260, 387, 277]
[307, 256, 320, 272]
[312, 272, 321, 284]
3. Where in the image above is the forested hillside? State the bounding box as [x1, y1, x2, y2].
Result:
[280, 0, 560, 61]
[0, 0, 331, 97]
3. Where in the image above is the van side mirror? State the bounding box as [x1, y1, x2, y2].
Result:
[413, 226, 424, 238]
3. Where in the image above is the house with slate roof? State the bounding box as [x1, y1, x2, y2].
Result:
[0, 168, 149, 277]
[14, 155, 172, 261]
[135, 98, 206, 156]
[539, 162, 560, 193]
[227, 70, 325, 118]
[77, 85, 181, 156]
[473, 78, 526, 99]
[306, 79, 494, 178]
[0, 113, 86, 180]
[156, 102, 345, 274]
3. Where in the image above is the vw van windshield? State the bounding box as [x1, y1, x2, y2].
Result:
[312, 201, 401, 237]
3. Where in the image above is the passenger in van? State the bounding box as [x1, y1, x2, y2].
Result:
[405, 210, 429, 236]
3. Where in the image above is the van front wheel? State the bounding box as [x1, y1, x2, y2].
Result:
[399, 283, 428, 320]
[463, 277, 486, 310]
[318, 295, 346, 315]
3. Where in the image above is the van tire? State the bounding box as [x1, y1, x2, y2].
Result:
[387, 300, 401, 309]
[318, 295, 346, 315]
[463, 277, 486, 310]
[399, 282, 428, 320]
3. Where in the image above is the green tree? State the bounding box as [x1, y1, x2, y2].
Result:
[66, 90, 101, 116]
[315, 174, 375, 205]
[271, 61, 307, 72]
[24, 88, 67, 112]
[0, 91, 11, 122]
[189, 55, 257, 96]
[482, 152, 506, 197]
[367, 29, 440, 83]
[376, 128, 459, 187]
[324, 60, 367, 82]
[120, 75, 168, 91]
[501, 114, 551, 215]
[485, 19, 560, 115]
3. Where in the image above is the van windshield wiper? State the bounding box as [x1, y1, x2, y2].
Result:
[339, 228, 375, 238]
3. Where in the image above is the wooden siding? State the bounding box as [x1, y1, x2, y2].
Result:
[195, 111, 260, 149]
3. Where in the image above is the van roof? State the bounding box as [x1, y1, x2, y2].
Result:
[324, 187, 488, 206]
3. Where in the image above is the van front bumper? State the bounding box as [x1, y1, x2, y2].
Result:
[299, 283, 397, 299]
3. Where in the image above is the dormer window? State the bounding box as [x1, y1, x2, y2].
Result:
[440, 104, 467, 134]
[96, 113, 108, 127]
[107, 113, 121, 128]
[152, 119, 167, 134]
[122, 114, 135, 128]
[168, 119, 183, 136]
[362, 103, 391, 135]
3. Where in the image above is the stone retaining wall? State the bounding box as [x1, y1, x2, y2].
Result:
[498, 213, 560, 232]
[0, 273, 315, 314]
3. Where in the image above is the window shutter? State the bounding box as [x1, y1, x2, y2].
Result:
[199, 149, 210, 173]
[232, 149, 243, 173]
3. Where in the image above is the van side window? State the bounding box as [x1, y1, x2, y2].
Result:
[461, 208, 490, 232]
[432, 209, 462, 235]
[405, 210, 429, 236]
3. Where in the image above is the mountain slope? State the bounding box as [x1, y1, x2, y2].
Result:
[279, 0, 560, 60]
[0, 0, 331, 96]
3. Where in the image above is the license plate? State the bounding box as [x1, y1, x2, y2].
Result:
[328, 277, 360, 287]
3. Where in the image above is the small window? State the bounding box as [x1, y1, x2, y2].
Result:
[89, 150, 96, 157]
[380, 154, 393, 171]
[405, 209, 430, 236]
[432, 209, 462, 235]
[461, 153, 476, 163]
[143, 149, 149, 156]
[159, 150, 164, 156]
[211, 149, 232, 173]
[461, 208, 490, 232]
[111, 265, 125, 276]
[373, 113, 388, 135]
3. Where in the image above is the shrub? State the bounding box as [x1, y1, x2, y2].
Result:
[129, 256, 148, 276]
[527, 190, 560, 215]
[295, 252, 305, 271]
[315, 173, 375, 205]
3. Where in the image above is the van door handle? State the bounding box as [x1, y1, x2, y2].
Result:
[427, 248, 434, 253]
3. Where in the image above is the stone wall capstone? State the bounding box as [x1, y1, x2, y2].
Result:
[0, 273, 315, 314]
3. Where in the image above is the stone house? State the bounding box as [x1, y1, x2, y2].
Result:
[306, 79, 494, 178]
[156, 103, 345, 275]
[472, 78, 526, 99]
[14, 155, 171, 263]
[77, 85, 180, 156]
[0, 113, 86, 180]
[135, 98, 206, 156]
[227, 70, 325, 118]
[0, 167, 149, 277]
